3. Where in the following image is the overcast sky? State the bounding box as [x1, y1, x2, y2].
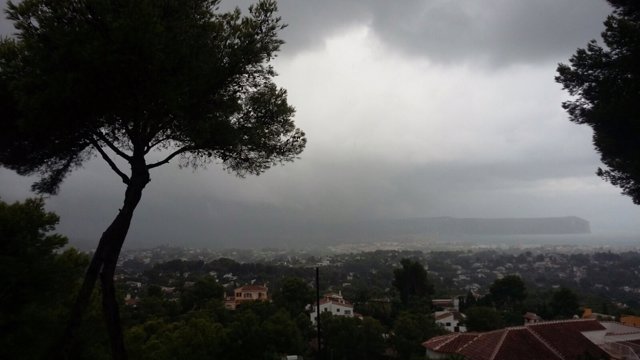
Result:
[1, 0, 639, 248]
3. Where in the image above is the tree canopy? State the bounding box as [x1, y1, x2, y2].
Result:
[489, 275, 527, 311]
[0, 198, 102, 359]
[464, 306, 505, 332]
[0, 0, 305, 194]
[272, 277, 314, 317]
[320, 314, 386, 360]
[0, 0, 305, 358]
[549, 287, 581, 319]
[556, 0, 640, 204]
[392, 258, 434, 310]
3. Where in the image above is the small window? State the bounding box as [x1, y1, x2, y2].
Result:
[244, 293, 252, 298]
[324, 308, 328, 312]
[336, 308, 340, 312]
[446, 322, 451, 326]
[345, 310, 351, 315]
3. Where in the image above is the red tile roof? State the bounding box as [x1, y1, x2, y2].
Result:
[423, 334, 458, 351]
[459, 329, 508, 360]
[423, 333, 479, 354]
[527, 319, 606, 360]
[491, 328, 563, 360]
[423, 319, 609, 360]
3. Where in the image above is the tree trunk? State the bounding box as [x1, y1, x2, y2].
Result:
[56, 161, 150, 360]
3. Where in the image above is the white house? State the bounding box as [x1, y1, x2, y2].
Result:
[309, 292, 354, 324]
[434, 311, 467, 333]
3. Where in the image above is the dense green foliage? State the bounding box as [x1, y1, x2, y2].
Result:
[488, 274, 527, 311]
[272, 277, 315, 317]
[549, 287, 581, 319]
[320, 313, 386, 360]
[0, 198, 106, 359]
[392, 258, 434, 311]
[129, 303, 306, 360]
[556, 0, 640, 204]
[464, 306, 505, 332]
[392, 311, 443, 360]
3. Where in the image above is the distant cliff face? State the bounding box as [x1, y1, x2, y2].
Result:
[404, 216, 591, 236]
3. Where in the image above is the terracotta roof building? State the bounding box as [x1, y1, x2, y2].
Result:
[423, 319, 609, 360]
[583, 321, 640, 358]
[224, 284, 269, 310]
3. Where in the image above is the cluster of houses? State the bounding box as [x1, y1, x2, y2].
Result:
[221, 284, 361, 325]
[126, 281, 640, 359]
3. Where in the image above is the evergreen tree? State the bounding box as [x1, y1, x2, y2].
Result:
[489, 275, 527, 311]
[0, 0, 305, 358]
[465, 306, 505, 332]
[0, 198, 105, 359]
[556, 0, 640, 204]
[549, 287, 580, 319]
[392, 258, 434, 311]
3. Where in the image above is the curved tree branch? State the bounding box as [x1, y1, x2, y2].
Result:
[90, 139, 131, 184]
[146, 146, 192, 169]
[94, 131, 132, 161]
[144, 135, 172, 154]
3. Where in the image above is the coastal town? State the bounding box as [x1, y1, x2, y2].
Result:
[111, 245, 640, 359]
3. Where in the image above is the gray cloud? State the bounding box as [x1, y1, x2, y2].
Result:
[265, 0, 612, 65]
[0, 0, 13, 36]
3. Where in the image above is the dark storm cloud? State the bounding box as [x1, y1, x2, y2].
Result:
[368, 0, 612, 65]
[254, 0, 612, 65]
